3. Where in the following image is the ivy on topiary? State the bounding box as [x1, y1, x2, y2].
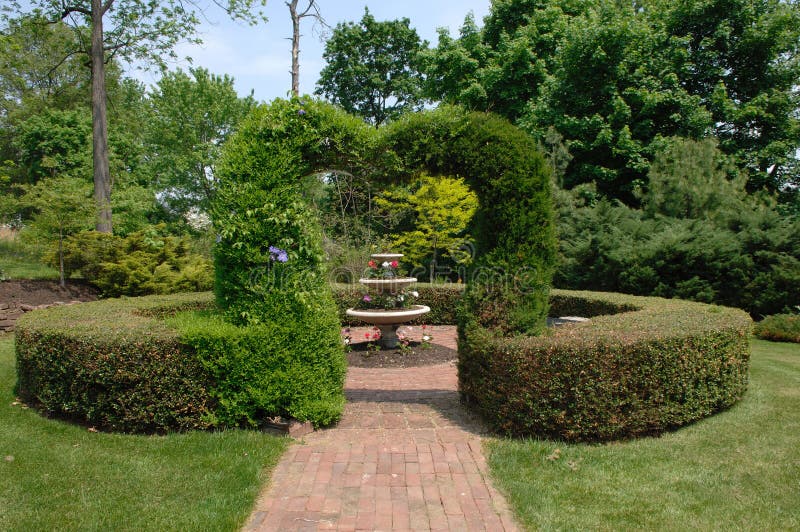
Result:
[206, 98, 370, 426]
[380, 107, 556, 335]
[206, 97, 554, 426]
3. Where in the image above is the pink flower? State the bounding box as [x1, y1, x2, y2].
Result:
[390, 260, 398, 268]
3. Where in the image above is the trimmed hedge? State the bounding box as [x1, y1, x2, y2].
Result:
[458, 290, 752, 442]
[14, 292, 346, 433]
[16, 287, 751, 441]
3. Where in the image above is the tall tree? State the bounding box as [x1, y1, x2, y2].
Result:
[424, 0, 800, 204]
[286, 0, 326, 96]
[5, 0, 265, 233]
[147, 67, 254, 214]
[646, 0, 800, 194]
[525, 3, 712, 201]
[316, 8, 427, 126]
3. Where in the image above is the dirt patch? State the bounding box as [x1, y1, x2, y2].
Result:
[0, 279, 99, 308]
[346, 340, 457, 368]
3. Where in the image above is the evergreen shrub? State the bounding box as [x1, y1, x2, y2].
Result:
[753, 314, 800, 343]
[458, 290, 752, 442]
[57, 227, 213, 297]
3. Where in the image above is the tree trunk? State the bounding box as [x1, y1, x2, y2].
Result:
[91, 0, 113, 233]
[288, 0, 301, 96]
[58, 227, 65, 288]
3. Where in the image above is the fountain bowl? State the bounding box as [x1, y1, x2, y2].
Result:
[345, 304, 431, 325]
[358, 277, 417, 292]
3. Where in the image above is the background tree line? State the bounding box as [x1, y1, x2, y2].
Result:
[1, 0, 799, 316]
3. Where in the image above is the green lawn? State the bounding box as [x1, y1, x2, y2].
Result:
[0, 240, 58, 280]
[488, 339, 800, 530]
[0, 333, 288, 531]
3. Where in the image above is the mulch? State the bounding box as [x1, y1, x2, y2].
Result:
[346, 340, 457, 368]
[0, 279, 99, 307]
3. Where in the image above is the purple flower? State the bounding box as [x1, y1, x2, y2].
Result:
[298, 109, 306, 116]
[363, 295, 372, 302]
[268, 245, 288, 263]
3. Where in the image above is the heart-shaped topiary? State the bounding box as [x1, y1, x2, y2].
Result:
[212, 97, 555, 335]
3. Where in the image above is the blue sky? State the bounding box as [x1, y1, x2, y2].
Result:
[135, 1, 491, 102]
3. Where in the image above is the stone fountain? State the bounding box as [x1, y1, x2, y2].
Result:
[345, 253, 430, 348]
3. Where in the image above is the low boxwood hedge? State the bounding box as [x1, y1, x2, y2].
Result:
[15, 287, 751, 441]
[459, 290, 752, 442]
[15, 292, 346, 433]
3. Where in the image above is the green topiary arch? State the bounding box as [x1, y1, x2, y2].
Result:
[210, 97, 554, 425]
[213, 97, 555, 335]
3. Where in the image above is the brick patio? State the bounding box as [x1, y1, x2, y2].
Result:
[244, 325, 519, 531]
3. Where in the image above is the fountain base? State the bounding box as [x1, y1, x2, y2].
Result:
[345, 305, 431, 349]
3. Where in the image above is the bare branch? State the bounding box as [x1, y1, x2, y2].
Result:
[101, 0, 115, 16]
[58, 4, 91, 19]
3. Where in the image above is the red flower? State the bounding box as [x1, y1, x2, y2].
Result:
[390, 260, 398, 268]
[368, 260, 377, 268]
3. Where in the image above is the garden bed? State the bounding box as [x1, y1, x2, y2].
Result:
[14, 288, 751, 440]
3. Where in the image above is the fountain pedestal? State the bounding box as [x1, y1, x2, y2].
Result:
[345, 253, 431, 349]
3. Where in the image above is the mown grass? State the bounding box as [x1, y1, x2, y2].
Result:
[0, 240, 58, 280]
[0, 333, 288, 531]
[488, 339, 800, 530]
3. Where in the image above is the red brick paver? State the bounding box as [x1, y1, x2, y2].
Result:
[244, 326, 519, 531]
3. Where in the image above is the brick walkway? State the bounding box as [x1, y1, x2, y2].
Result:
[244, 326, 519, 531]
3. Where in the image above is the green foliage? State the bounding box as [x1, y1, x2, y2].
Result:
[526, 2, 712, 202]
[753, 313, 800, 343]
[211, 97, 371, 325]
[173, 310, 346, 427]
[381, 106, 556, 335]
[15, 293, 218, 433]
[642, 137, 745, 219]
[58, 226, 213, 297]
[316, 8, 428, 126]
[20, 176, 95, 285]
[649, 0, 800, 193]
[14, 291, 345, 431]
[424, 2, 583, 122]
[210, 98, 354, 424]
[425, 0, 800, 204]
[147, 67, 255, 214]
[458, 289, 752, 442]
[375, 174, 478, 278]
[554, 159, 800, 316]
[13, 109, 92, 183]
